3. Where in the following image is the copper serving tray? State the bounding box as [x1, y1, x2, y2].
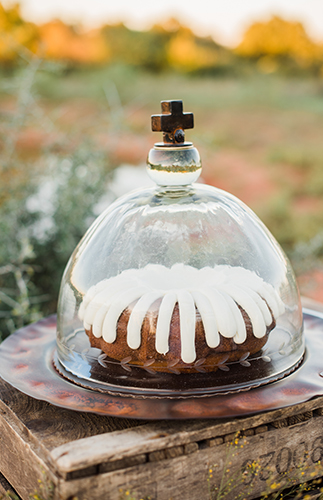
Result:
[0, 310, 323, 419]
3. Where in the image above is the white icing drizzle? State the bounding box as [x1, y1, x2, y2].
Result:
[203, 287, 236, 339]
[102, 286, 149, 343]
[155, 292, 177, 355]
[78, 264, 285, 364]
[127, 291, 161, 349]
[191, 291, 219, 348]
[177, 290, 196, 364]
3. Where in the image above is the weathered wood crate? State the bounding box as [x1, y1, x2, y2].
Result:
[2, 376, 323, 500]
[1, 298, 323, 500]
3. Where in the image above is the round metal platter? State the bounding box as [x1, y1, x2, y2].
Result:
[0, 310, 323, 419]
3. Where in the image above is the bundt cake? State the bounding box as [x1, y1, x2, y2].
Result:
[78, 263, 285, 373]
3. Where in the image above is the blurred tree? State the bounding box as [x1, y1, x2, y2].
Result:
[154, 18, 234, 74]
[0, 2, 39, 62]
[39, 20, 109, 64]
[101, 18, 234, 74]
[1, 3, 323, 75]
[167, 26, 216, 71]
[101, 23, 169, 71]
[167, 26, 231, 73]
[236, 16, 323, 73]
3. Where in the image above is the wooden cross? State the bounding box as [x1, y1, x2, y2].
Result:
[151, 100, 194, 145]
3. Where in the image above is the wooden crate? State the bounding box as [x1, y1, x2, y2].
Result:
[1, 297, 323, 500]
[2, 376, 323, 500]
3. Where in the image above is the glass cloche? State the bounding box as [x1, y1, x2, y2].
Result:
[55, 100, 304, 397]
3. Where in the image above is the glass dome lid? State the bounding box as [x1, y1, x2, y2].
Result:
[55, 100, 304, 398]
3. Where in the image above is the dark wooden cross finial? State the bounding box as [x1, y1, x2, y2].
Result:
[151, 100, 194, 145]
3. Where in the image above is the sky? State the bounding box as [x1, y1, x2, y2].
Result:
[6, 0, 323, 47]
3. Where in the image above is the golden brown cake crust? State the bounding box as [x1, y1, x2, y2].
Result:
[85, 300, 275, 373]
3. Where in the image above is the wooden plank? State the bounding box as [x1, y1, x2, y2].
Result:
[0, 472, 21, 498]
[56, 415, 323, 500]
[0, 409, 57, 500]
[0, 379, 146, 452]
[50, 396, 323, 475]
[0, 378, 148, 499]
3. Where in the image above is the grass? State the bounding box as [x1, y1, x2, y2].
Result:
[25, 64, 323, 112]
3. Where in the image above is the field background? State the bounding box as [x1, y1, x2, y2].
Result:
[1, 4, 323, 339]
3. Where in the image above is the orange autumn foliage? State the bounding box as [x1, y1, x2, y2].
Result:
[237, 16, 323, 68]
[167, 28, 218, 71]
[0, 2, 39, 62]
[39, 20, 109, 64]
[1, 2, 323, 74]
